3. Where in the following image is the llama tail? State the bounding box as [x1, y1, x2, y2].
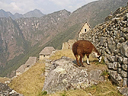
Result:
[72, 43, 78, 55]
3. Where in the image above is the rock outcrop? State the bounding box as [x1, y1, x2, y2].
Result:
[0, 83, 23, 96]
[42, 56, 107, 93]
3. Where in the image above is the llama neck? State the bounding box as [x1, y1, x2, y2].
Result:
[93, 47, 100, 57]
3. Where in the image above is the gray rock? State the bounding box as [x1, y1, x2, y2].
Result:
[119, 37, 125, 43]
[123, 78, 128, 87]
[117, 43, 122, 49]
[124, 34, 128, 40]
[106, 55, 116, 63]
[107, 38, 116, 53]
[120, 41, 128, 57]
[99, 37, 106, 46]
[0, 83, 23, 96]
[107, 62, 117, 70]
[42, 57, 105, 93]
[122, 64, 128, 71]
[117, 62, 122, 68]
[118, 56, 123, 64]
[123, 57, 128, 65]
[105, 48, 111, 55]
[117, 67, 121, 74]
[121, 70, 128, 78]
[122, 28, 128, 33]
[104, 56, 109, 64]
[89, 70, 104, 81]
[126, 13, 128, 18]
[108, 70, 119, 85]
[119, 87, 128, 96]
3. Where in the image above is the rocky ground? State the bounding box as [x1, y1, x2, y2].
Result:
[42, 56, 108, 94]
[0, 83, 23, 96]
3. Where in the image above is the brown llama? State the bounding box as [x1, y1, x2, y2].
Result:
[72, 40, 102, 67]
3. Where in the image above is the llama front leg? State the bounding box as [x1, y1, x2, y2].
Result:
[86, 54, 90, 65]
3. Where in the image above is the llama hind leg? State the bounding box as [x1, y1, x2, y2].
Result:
[80, 55, 85, 67]
[75, 55, 81, 67]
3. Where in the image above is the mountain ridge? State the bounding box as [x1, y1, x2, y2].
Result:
[0, 9, 45, 19]
[0, 0, 127, 77]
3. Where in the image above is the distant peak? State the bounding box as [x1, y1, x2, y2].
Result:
[60, 9, 70, 12]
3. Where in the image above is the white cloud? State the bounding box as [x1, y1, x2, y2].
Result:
[10, 0, 37, 14]
[0, 0, 98, 14]
[10, 2, 22, 13]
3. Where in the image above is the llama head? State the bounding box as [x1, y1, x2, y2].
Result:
[94, 52, 102, 62]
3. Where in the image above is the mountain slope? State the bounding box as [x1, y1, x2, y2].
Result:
[0, 0, 127, 77]
[44, 0, 128, 48]
[0, 10, 71, 77]
[66, 0, 128, 28]
[23, 9, 44, 18]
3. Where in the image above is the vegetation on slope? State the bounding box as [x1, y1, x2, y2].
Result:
[0, 77, 10, 83]
[1, 0, 128, 77]
[9, 49, 122, 96]
[41, 81, 122, 96]
[44, 23, 82, 49]
[38, 81, 122, 96]
[9, 60, 45, 96]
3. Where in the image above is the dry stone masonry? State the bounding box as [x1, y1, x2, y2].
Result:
[42, 4, 128, 95]
[81, 4, 128, 92]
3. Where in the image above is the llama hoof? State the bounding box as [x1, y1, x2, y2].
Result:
[78, 65, 81, 67]
[87, 63, 90, 65]
[82, 65, 85, 67]
[76, 64, 81, 67]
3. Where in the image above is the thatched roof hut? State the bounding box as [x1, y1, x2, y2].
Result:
[39, 47, 55, 60]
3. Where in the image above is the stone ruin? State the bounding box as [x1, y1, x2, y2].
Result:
[42, 4, 128, 95]
[62, 39, 76, 50]
[80, 4, 128, 95]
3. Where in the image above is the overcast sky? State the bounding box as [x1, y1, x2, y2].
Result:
[0, 0, 98, 14]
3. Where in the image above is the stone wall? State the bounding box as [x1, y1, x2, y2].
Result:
[81, 5, 128, 87]
[62, 39, 76, 50]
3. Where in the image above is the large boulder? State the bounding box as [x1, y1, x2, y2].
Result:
[42, 56, 107, 93]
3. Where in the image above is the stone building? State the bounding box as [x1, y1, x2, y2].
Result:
[39, 47, 55, 60]
[78, 22, 91, 40]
